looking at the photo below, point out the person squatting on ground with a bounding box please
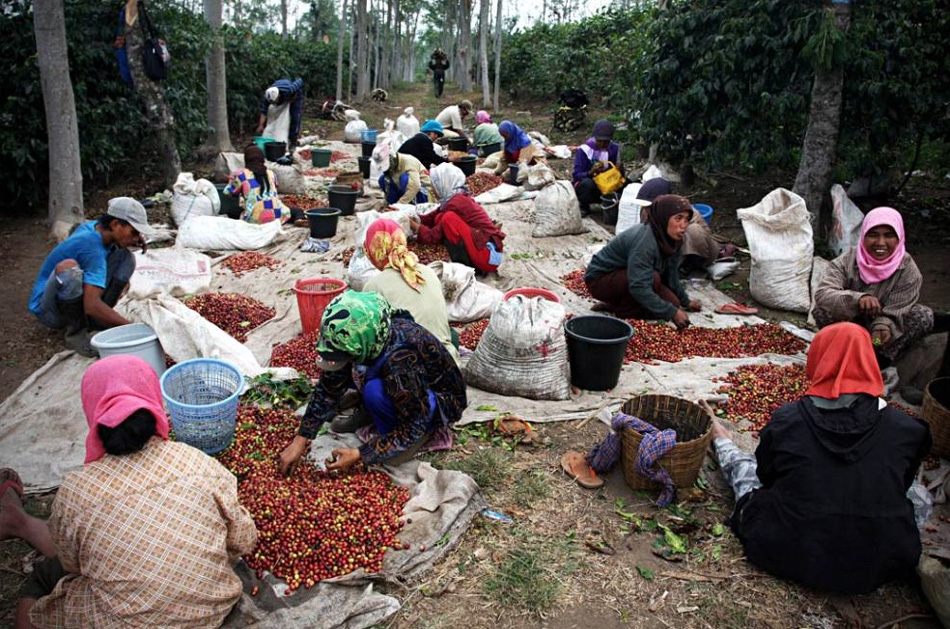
[409,163,506,275]
[710,322,931,594]
[362,218,461,366]
[572,119,625,216]
[472,111,504,157]
[28,198,151,357]
[256,78,304,151]
[398,119,453,169]
[223,143,297,224]
[374,143,432,205]
[278,291,467,475]
[7,355,257,628]
[494,120,533,180]
[435,100,472,140]
[584,194,700,327]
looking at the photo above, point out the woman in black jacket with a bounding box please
[710,321,931,594]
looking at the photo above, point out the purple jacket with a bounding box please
[573,139,620,183]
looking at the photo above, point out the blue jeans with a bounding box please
[378,173,428,204]
[35,248,136,329]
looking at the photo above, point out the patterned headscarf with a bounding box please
[364,218,425,291]
[316,291,392,364]
[856,207,906,284]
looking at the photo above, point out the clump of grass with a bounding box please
[513,469,551,508]
[483,540,562,613]
[443,448,511,491]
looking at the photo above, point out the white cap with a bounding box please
[106,197,154,236]
[265,86,279,102]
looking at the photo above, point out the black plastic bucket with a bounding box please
[306,207,342,238]
[564,315,634,391]
[457,155,477,176]
[361,140,376,158]
[264,141,286,161]
[448,137,469,152]
[601,194,619,226]
[214,183,242,219]
[328,185,358,216]
[479,142,502,157]
[358,156,371,179]
[508,164,520,186]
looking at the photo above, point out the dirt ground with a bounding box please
[0,82,948,627]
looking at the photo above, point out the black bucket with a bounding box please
[264,141,286,161]
[214,183,242,220]
[508,164,520,186]
[448,137,469,152]
[358,156,371,178]
[306,207,341,238]
[479,142,502,157]
[361,140,376,158]
[328,185,358,216]
[601,194,619,226]
[457,155,477,176]
[564,315,634,391]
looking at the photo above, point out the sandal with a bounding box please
[493,415,539,445]
[560,451,604,489]
[0,468,23,501]
[715,303,758,316]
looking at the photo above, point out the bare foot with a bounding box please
[710,417,732,441]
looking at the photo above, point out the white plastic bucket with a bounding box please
[90,323,165,377]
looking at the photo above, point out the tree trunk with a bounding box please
[492,0,502,111]
[392,0,400,85]
[458,0,472,92]
[33,0,84,241]
[280,0,288,37]
[348,3,356,96]
[355,0,368,101]
[380,0,392,89]
[479,0,490,106]
[336,0,348,100]
[792,1,851,235]
[125,2,181,189]
[204,0,232,154]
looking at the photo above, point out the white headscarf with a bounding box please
[265,86,280,102]
[372,142,392,173]
[430,163,467,202]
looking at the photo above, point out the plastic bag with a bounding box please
[176,215,283,251]
[344,119,368,144]
[707,258,740,281]
[428,261,503,322]
[736,188,814,312]
[397,108,420,137]
[532,180,587,238]
[463,295,571,401]
[171,172,219,227]
[345,247,380,292]
[615,183,644,234]
[829,184,864,256]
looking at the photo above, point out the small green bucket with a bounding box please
[311,149,332,167]
[253,136,277,152]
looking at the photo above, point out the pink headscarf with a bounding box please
[856,206,906,284]
[475,110,492,125]
[81,355,169,464]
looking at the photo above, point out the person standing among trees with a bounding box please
[117,0,181,188]
[256,78,305,152]
[428,48,450,98]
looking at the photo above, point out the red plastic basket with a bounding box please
[503,287,561,303]
[292,278,347,334]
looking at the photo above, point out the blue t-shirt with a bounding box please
[28,222,110,314]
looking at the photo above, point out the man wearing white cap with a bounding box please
[28,198,153,356]
[256,78,305,150]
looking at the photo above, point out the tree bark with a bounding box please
[492,0,502,111]
[204,0,232,154]
[479,0,490,106]
[33,0,84,241]
[355,0,368,101]
[336,0,348,100]
[458,0,472,92]
[280,0,288,37]
[792,2,851,235]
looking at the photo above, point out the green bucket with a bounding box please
[311,149,332,167]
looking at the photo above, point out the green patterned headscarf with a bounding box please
[315,291,392,364]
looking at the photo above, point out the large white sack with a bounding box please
[532,180,587,238]
[129,249,213,299]
[171,172,219,226]
[428,261,503,323]
[396,108,420,137]
[736,188,814,312]
[267,161,306,195]
[829,184,864,257]
[344,119,368,143]
[346,247,381,292]
[176,215,283,251]
[615,183,644,234]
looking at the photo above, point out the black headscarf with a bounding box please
[647,194,693,257]
[244,144,269,192]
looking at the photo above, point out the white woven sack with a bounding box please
[463,296,570,401]
[176,215,282,251]
[428,261,503,323]
[532,180,587,238]
[829,184,864,257]
[736,188,814,312]
[266,161,306,195]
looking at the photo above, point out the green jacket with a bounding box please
[473,123,503,147]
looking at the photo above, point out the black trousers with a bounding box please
[574,178,600,214]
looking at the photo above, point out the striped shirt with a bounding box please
[31,440,257,628]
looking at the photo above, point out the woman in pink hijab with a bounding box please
[813,207,934,369]
[7,355,257,629]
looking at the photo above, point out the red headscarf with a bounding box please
[363,218,425,291]
[81,355,169,463]
[804,322,884,399]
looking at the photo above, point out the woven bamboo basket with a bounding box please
[620,395,712,490]
[922,377,950,458]
[333,171,364,196]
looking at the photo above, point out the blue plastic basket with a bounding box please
[693,203,714,225]
[160,359,243,454]
[360,128,378,143]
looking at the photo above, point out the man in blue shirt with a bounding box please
[29,197,152,356]
[256,78,304,151]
